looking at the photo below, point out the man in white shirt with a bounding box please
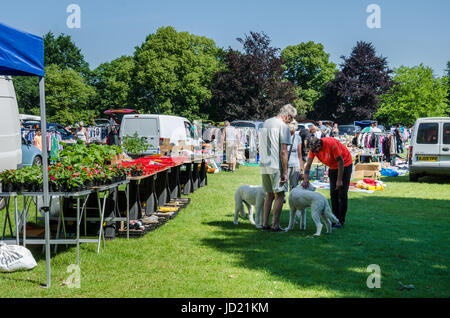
[369,121,382,133]
[259,104,297,232]
[310,125,322,139]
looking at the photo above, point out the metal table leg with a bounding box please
[126,183,130,239]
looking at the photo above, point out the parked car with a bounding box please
[0,76,22,172]
[120,114,200,155]
[297,121,315,130]
[408,117,450,181]
[338,125,361,136]
[230,120,264,132]
[94,118,111,127]
[48,123,75,140]
[21,137,42,166]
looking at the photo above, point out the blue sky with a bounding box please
[1,0,449,76]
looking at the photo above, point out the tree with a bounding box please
[374,64,449,126]
[132,26,224,120]
[315,41,392,122]
[281,41,337,116]
[209,31,297,121]
[91,56,135,113]
[43,32,90,78]
[14,32,92,114]
[13,76,39,114]
[446,61,450,109]
[42,64,97,125]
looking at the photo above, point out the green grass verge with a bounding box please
[0,166,449,297]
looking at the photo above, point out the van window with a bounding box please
[443,123,450,144]
[416,123,438,144]
[122,118,158,136]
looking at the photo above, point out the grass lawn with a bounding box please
[0,166,449,297]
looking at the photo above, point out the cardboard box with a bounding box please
[353,170,381,179]
[355,163,381,172]
[159,145,173,156]
[161,138,171,146]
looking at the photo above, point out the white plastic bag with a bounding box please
[0,243,37,272]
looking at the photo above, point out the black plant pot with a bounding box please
[4,183,13,192]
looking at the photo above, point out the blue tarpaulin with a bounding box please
[354,120,373,129]
[0,22,44,77]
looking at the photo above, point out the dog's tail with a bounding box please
[324,203,340,225]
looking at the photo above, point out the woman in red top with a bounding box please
[301,137,353,228]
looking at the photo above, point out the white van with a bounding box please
[408,117,450,181]
[119,114,198,155]
[0,76,22,172]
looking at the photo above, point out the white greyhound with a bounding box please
[286,184,340,236]
[233,185,265,228]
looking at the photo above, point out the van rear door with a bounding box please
[121,116,159,154]
[440,122,450,169]
[412,122,440,167]
[0,76,22,172]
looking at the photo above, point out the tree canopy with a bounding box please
[281,41,337,116]
[132,26,224,120]
[315,41,392,122]
[375,64,449,126]
[209,31,297,121]
[91,56,135,113]
[43,64,97,125]
[44,32,91,78]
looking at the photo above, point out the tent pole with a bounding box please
[39,76,51,288]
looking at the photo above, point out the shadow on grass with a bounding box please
[201,196,450,297]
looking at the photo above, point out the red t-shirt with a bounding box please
[308,137,353,170]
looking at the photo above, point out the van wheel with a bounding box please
[409,173,419,182]
[32,155,42,167]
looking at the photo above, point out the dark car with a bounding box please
[48,123,74,140]
[22,121,74,140]
[338,125,361,136]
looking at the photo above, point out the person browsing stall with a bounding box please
[221,121,239,172]
[287,120,303,190]
[259,104,297,232]
[33,128,42,152]
[301,137,353,228]
[76,121,89,144]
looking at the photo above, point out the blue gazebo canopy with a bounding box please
[0,22,44,77]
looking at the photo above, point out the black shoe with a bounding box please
[261,225,271,230]
[271,227,285,232]
[332,223,343,229]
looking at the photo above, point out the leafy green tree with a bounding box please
[375,64,449,126]
[91,56,135,113]
[14,32,92,115]
[132,26,224,120]
[446,61,450,109]
[281,41,337,115]
[44,32,90,78]
[13,76,39,114]
[42,64,97,125]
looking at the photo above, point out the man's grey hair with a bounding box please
[278,104,297,118]
[288,120,298,132]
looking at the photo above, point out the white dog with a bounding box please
[233,185,265,228]
[286,184,340,236]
